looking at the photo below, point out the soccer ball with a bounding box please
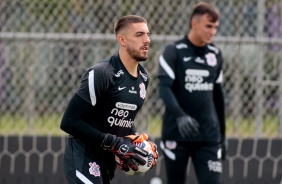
[115,140,154,175]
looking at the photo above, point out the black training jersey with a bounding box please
[76,53,149,137]
[158,35,224,142]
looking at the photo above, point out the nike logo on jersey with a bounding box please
[118,86,126,90]
[195,57,205,63]
[183,57,192,62]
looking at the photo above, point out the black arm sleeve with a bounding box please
[158,43,186,118]
[159,76,186,117]
[213,83,226,141]
[60,93,105,146]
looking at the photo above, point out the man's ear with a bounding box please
[117,35,126,47]
[191,18,197,28]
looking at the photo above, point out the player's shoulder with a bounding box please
[78,57,114,87]
[93,57,113,71]
[207,43,222,55]
[162,39,186,56]
[138,64,148,74]
[138,64,149,83]
[92,56,116,78]
[174,37,188,50]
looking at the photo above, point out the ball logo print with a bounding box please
[115,140,154,175]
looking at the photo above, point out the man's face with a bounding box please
[193,14,219,45]
[123,23,150,61]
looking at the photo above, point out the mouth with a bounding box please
[141,45,149,51]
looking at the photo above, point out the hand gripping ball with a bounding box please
[115,139,154,175]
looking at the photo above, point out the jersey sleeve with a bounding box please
[60,93,105,146]
[158,43,187,117]
[60,62,114,145]
[213,83,226,142]
[213,49,226,142]
[76,62,113,106]
[158,43,177,81]
[215,49,224,84]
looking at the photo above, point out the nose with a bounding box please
[144,35,150,43]
[211,28,217,36]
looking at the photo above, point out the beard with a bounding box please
[127,46,147,62]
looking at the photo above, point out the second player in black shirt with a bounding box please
[158,2,226,184]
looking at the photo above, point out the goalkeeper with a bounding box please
[157,2,226,184]
[60,15,157,184]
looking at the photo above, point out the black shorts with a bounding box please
[160,140,222,184]
[63,137,116,184]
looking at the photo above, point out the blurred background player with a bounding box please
[158,2,226,184]
[60,15,157,184]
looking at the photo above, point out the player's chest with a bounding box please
[179,50,218,66]
[177,52,219,79]
[106,76,147,106]
[175,52,219,83]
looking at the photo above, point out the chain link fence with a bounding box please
[0,0,282,181]
[1,0,282,138]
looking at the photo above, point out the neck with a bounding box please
[188,32,205,47]
[119,50,138,77]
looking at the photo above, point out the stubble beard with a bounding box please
[127,46,147,62]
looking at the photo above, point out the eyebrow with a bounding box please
[135,31,150,35]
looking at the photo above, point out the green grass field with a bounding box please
[0,113,280,137]
[0,113,64,135]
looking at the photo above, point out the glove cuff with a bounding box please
[101,134,116,150]
[176,116,186,121]
[176,115,192,122]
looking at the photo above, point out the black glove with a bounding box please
[220,139,228,161]
[177,115,199,139]
[116,133,159,171]
[130,133,159,169]
[101,134,148,171]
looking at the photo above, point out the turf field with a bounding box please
[0,114,279,137]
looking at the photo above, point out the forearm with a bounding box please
[159,80,186,118]
[60,93,105,146]
[213,83,226,140]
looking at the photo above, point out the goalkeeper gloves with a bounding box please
[137,133,158,169]
[177,115,199,139]
[101,133,148,171]
[147,140,158,169]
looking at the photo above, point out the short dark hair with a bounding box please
[114,15,147,35]
[189,2,220,28]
